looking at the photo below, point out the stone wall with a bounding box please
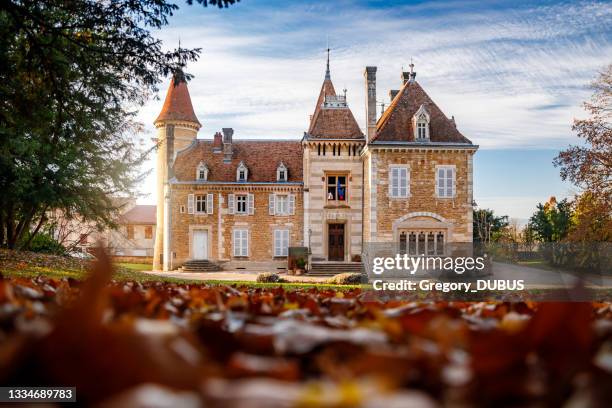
[364,147,475,243]
[303,141,364,262]
[169,184,303,269]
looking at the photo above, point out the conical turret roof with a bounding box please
[155,70,201,127]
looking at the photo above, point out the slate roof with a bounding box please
[155,71,201,126]
[373,80,471,144]
[173,139,303,183]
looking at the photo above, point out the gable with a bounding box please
[373,81,471,144]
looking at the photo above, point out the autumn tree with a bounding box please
[473,208,509,245]
[527,197,573,243]
[554,64,611,242]
[0,0,238,249]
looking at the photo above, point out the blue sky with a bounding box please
[135,0,611,221]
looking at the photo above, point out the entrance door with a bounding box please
[328,224,345,261]
[192,230,208,260]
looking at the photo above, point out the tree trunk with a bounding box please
[20,207,47,250]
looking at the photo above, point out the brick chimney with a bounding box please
[389,89,399,101]
[222,128,234,162]
[213,131,222,152]
[364,66,377,141]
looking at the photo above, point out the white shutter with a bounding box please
[437,168,445,197]
[390,168,398,197]
[403,168,409,197]
[206,193,213,214]
[228,194,235,214]
[450,168,456,198]
[248,194,254,215]
[274,230,280,256]
[282,230,289,256]
[269,194,276,215]
[233,230,240,257]
[187,194,194,214]
[288,194,295,215]
[242,230,248,256]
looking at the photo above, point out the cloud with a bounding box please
[134,0,611,214]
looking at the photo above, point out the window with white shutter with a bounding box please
[389,166,409,198]
[436,166,456,198]
[233,229,248,257]
[269,194,276,215]
[187,194,195,214]
[195,194,207,213]
[274,229,289,257]
[275,195,288,215]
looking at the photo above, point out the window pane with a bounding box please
[427,232,435,255]
[408,233,417,255]
[436,232,444,255]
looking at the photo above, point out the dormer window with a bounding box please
[417,122,427,139]
[237,161,248,182]
[196,162,208,181]
[277,162,288,182]
[413,104,430,141]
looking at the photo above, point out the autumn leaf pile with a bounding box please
[0,254,611,407]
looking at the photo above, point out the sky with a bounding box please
[134,0,611,222]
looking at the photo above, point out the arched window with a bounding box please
[236,161,248,182]
[277,162,288,182]
[196,162,208,181]
[413,104,430,141]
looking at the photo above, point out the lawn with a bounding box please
[1,257,362,290]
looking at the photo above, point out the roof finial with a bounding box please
[409,58,416,82]
[325,36,331,80]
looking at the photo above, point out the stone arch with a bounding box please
[392,212,453,243]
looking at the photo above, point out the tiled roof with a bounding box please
[155,71,201,126]
[372,80,471,144]
[307,79,364,140]
[121,205,157,225]
[173,139,303,183]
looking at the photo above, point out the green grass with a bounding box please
[116,263,152,272]
[0,265,363,290]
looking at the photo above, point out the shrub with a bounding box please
[22,232,66,255]
[327,273,367,285]
[256,272,286,283]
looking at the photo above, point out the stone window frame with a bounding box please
[196,162,209,181]
[233,228,249,258]
[399,230,446,256]
[412,104,430,141]
[236,161,248,182]
[277,162,288,182]
[325,172,349,204]
[435,165,456,199]
[388,164,410,199]
[273,229,290,257]
[188,193,214,215]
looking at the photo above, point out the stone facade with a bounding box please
[152,62,478,271]
[362,147,475,244]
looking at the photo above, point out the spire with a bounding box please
[154,69,201,127]
[325,46,331,80]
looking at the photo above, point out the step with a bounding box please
[180,259,222,272]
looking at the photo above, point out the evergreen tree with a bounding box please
[0,1,238,249]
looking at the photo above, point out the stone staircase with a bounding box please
[307,262,364,277]
[180,259,222,273]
